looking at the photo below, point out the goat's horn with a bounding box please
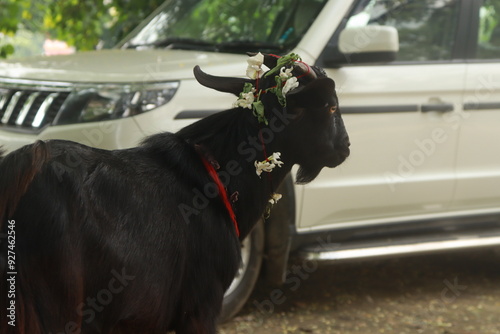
[294,61,317,80]
[193,66,253,96]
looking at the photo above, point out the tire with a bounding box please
[219,218,264,323]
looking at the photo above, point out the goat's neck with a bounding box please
[176,106,297,239]
[207,128,294,239]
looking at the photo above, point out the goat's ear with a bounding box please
[193,66,253,96]
[287,77,336,109]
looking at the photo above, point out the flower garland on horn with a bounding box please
[233,52,302,125]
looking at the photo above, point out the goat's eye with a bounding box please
[330,106,337,114]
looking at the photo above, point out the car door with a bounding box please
[452,0,500,212]
[298,0,466,231]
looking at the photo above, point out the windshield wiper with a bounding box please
[216,40,286,53]
[125,38,286,53]
[125,37,216,50]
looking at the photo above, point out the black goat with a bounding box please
[0,53,349,334]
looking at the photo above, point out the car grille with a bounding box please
[0,85,71,132]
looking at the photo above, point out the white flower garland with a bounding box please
[282,77,299,96]
[254,152,284,177]
[279,66,293,79]
[232,89,255,109]
[246,52,265,79]
[269,193,282,205]
[255,152,284,210]
[234,52,301,125]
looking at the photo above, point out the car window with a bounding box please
[346,0,461,62]
[120,0,327,54]
[476,0,500,59]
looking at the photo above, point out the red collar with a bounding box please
[200,156,240,237]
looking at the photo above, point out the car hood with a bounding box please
[0,49,248,83]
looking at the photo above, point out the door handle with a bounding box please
[421,103,454,112]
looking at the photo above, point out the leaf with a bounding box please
[264,53,301,78]
[268,75,286,106]
[252,100,268,125]
[242,82,254,94]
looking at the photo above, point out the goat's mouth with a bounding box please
[325,147,350,168]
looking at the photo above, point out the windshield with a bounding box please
[118,0,328,54]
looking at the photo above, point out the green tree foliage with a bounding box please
[0,0,22,57]
[0,0,164,58]
[479,0,499,43]
[172,0,287,43]
[126,0,295,47]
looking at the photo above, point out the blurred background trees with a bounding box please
[0,0,164,58]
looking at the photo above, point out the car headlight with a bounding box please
[55,81,179,125]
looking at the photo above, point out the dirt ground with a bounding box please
[219,248,500,334]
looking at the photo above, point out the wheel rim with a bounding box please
[224,236,252,297]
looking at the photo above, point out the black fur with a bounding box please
[0,59,349,333]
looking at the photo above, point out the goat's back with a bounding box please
[0,135,240,333]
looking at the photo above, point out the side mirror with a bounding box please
[326,26,399,66]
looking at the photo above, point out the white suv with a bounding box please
[1,0,500,321]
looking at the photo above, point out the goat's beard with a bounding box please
[296,164,323,184]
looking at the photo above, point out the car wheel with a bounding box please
[219,218,264,323]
